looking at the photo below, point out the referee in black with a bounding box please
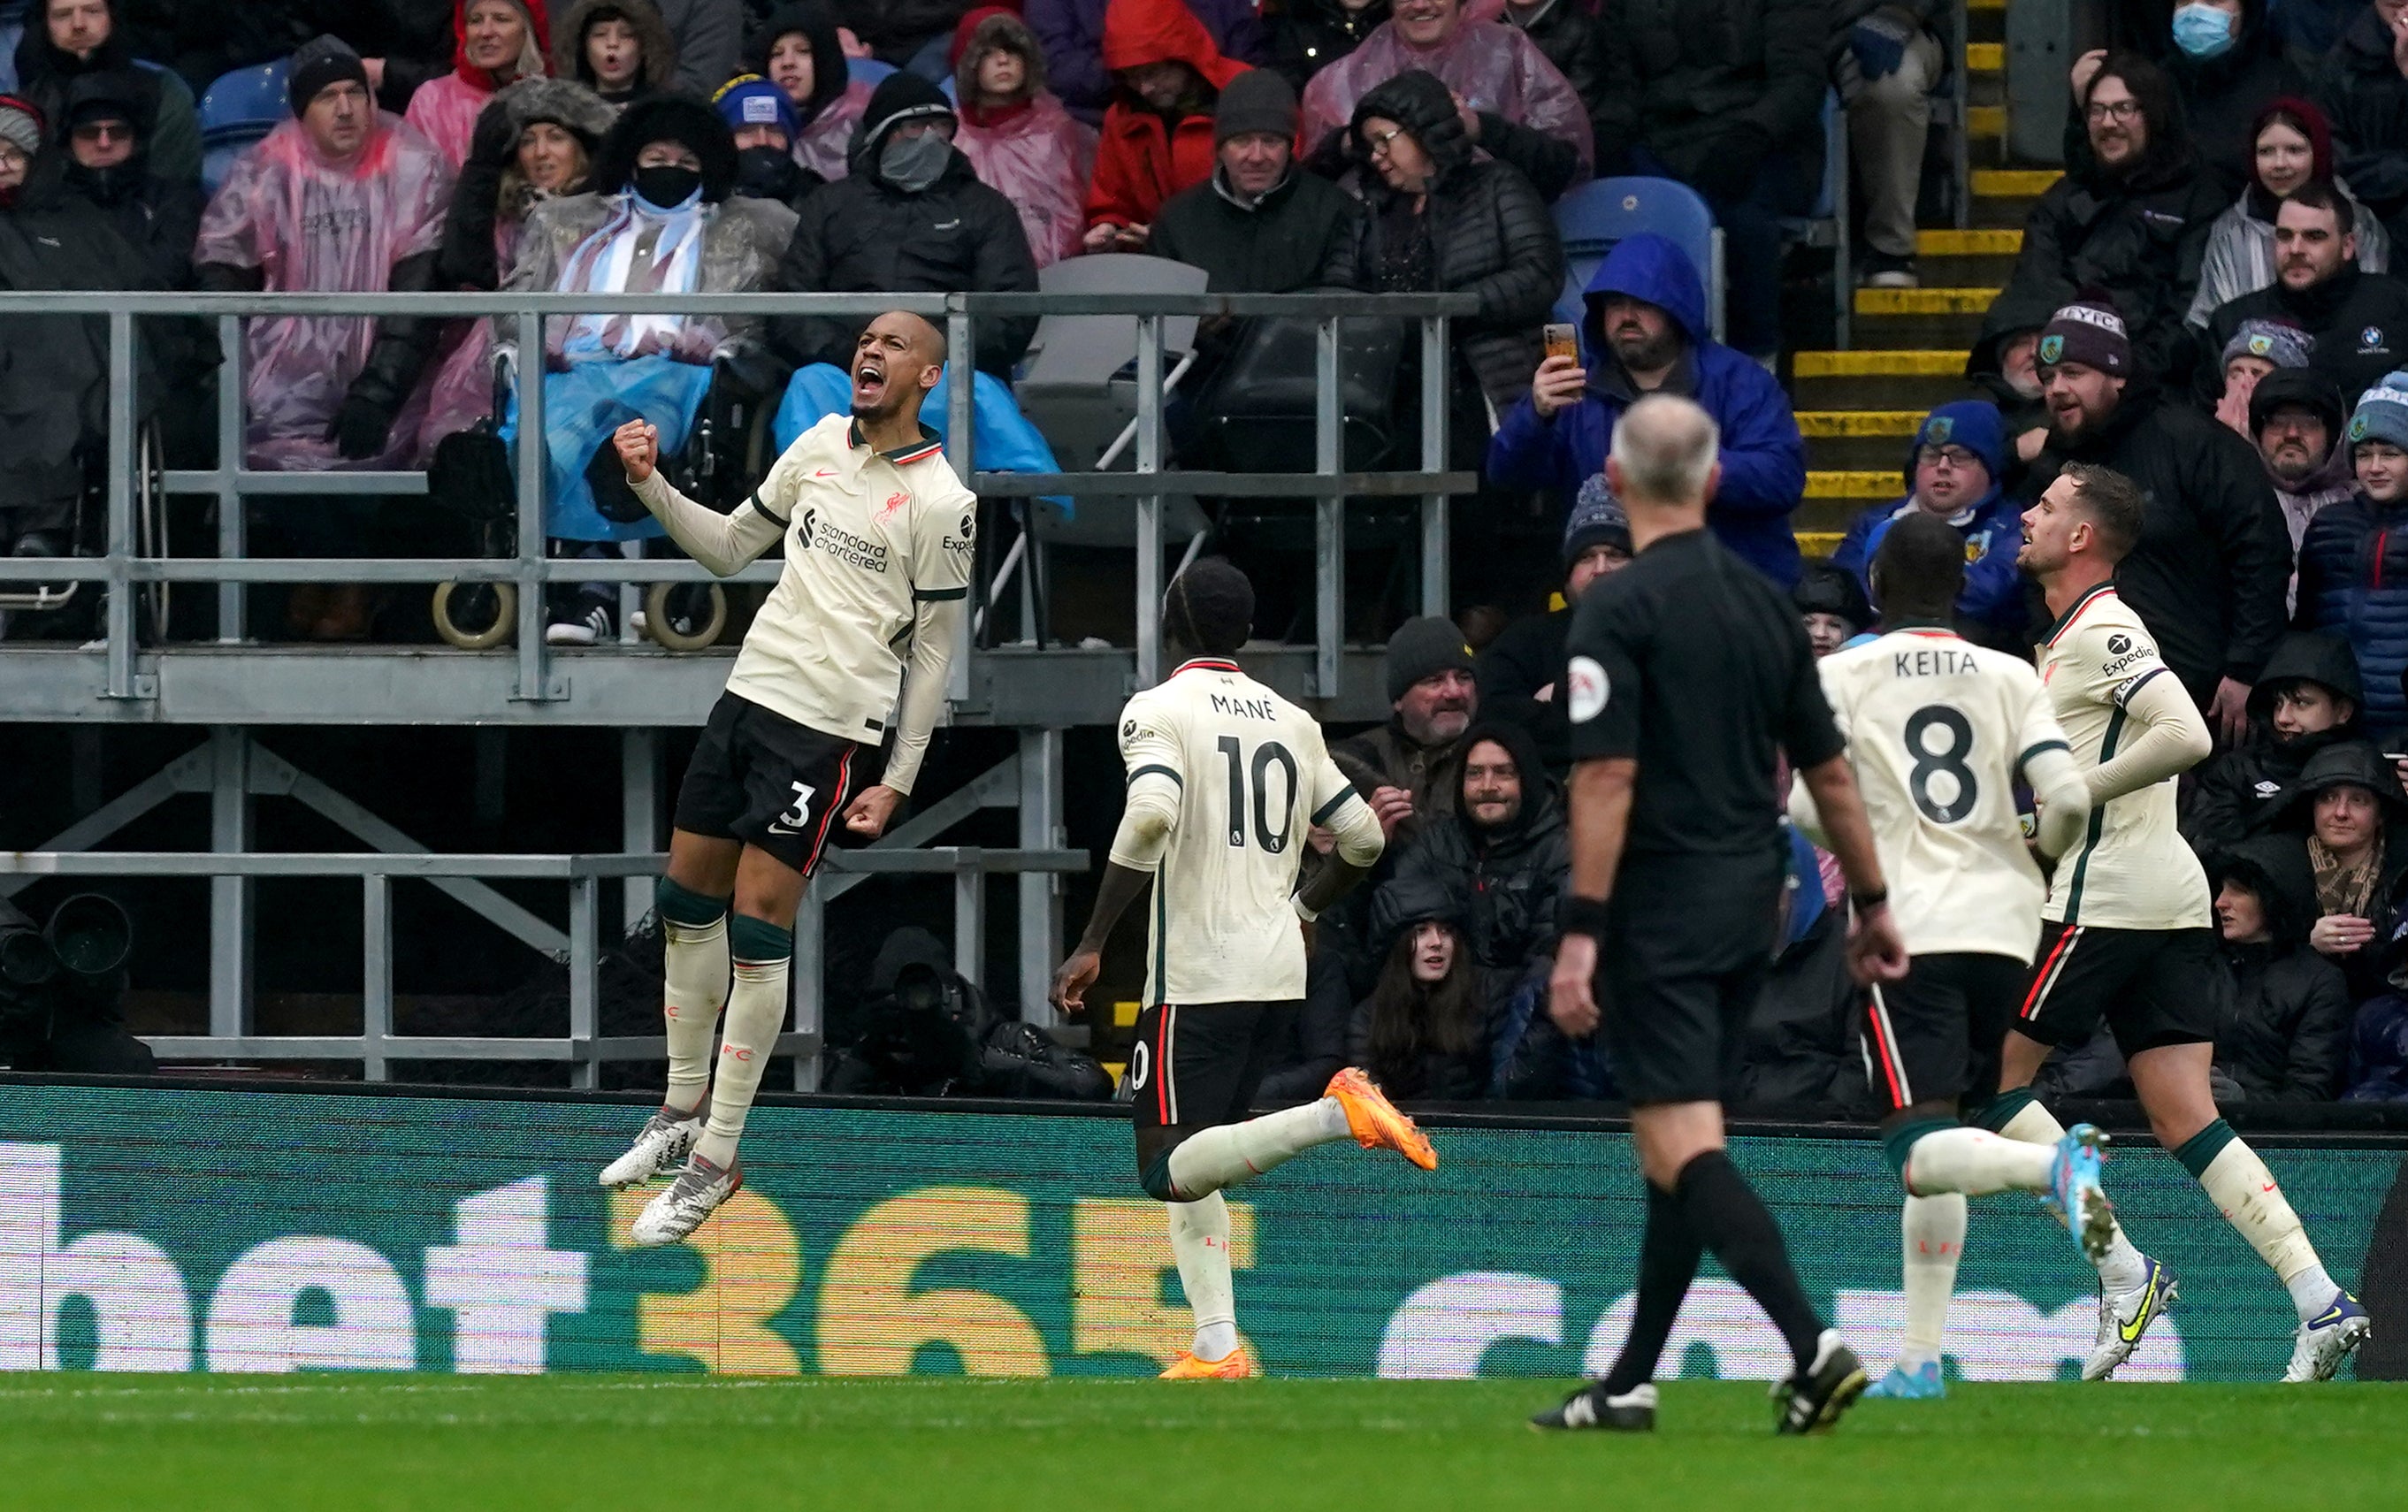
[1532,395,1909,1435]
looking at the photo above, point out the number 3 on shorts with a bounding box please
[777,782,817,830]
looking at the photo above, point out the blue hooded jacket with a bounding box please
[1485,233,1807,584]
[1829,400,2027,638]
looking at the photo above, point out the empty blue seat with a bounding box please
[1548,175,1725,344]
[198,59,289,195]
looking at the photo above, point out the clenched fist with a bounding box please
[614,418,660,484]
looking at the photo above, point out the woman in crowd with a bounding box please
[2210,833,2351,1103]
[552,0,677,108]
[1350,874,1502,1101]
[951,4,1092,269]
[408,0,551,167]
[2187,97,2390,328]
[2279,742,2408,1006]
[755,1,868,184]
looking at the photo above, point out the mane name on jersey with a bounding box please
[1208,692,1278,721]
[1892,644,1982,679]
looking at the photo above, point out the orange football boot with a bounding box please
[1326,1066,1438,1170]
[1159,1345,1258,1379]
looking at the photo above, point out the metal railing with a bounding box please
[0,845,1087,1087]
[0,287,1479,706]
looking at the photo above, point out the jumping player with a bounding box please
[598,311,976,1246]
[1793,513,2111,1401]
[1051,559,1436,1379]
[1983,462,2371,1382]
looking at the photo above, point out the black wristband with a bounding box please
[1559,895,1611,940]
[1850,887,1889,912]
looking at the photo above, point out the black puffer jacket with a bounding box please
[1594,0,1826,185]
[54,73,203,289]
[2213,832,2352,1102]
[2314,5,2408,233]
[2198,263,2408,407]
[2023,383,2293,699]
[1148,166,1359,294]
[769,136,1038,377]
[2184,631,2366,860]
[1265,0,1388,94]
[1335,69,1562,411]
[1382,720,1568,973]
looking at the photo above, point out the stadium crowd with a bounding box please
[12,0,2408,1109]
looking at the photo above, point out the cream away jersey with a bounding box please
[2038,584,2213,930]
[1815,626,2070,963]
[1115,659,1371,1004]
[724,414,976,745]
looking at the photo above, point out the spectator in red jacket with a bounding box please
[1082,0,1249,251]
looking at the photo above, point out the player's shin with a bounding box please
[1167,1193,1240,1361]
[1981,1088,2148,1291]
[1899,1193,1965,1369]
[657,878,732,1116]
[1162,1099,1350,1198]
[2179,1120,2336,1320]
[692,913,791,1170]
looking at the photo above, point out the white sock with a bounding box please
[1997,1098,2148,1293]
[1164,1098,1351,1199]
[1904,1128,2054,1196]
[692,951,787,1170]
[1167,1194,1238,1360]
[1899,1193,1965,1370]
[661,913,728,1116]
[2196,1140,2335,1322]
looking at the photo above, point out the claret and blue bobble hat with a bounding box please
[2347,374,2408,451]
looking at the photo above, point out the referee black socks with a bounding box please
[1674,1150,1827,1371]
[1596,1182,1703,1395]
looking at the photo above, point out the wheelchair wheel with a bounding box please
[135,420,166,636]
[642,581,726,651]
[432,580,516,649]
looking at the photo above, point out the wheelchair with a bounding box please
[0,419,169,641]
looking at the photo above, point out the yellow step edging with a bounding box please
[1967,42,2004,71]
[1918,227,2022,256]
[1797,410,1929,438]
[1975,168,2061,197]
[1808,471,1902,500]
[1794,349,1968,378]
[1968,104,2006,139]
[1854,286,2000,316]
[1800,531,1844,558]
[1968,0,2005,11]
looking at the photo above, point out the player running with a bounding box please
[1975,463,2371,1382]
[1791,514,2109,1401]
[597,311,977,1246]
[1051,559,1435,1380]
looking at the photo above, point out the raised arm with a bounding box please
[616,420,785,576]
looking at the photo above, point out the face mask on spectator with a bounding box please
[632,163,701,208]
[878,128,950,192]
[2171,3,2236,59]
[735,146,795,198]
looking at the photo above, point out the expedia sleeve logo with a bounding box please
[943,509,975,561]
[2107,633,2131,654]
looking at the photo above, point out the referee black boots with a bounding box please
[1771,1332,1869,1434]
[1529,1382,1656,1432]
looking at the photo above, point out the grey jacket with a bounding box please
[655,0,744,99]
[2185,186,2394,328]
[502,192,796,364]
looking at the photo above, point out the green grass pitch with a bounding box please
[4,1375,2402,1511]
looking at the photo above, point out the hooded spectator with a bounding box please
[951,5,1094,268]
[753,2,869,184]
[1487,232,1808,585]
[715,73,817,210]
[1831,400,2025,644]
[53,66,201,287]
[2024,295,2291,731]
[407,0,551,168]
[553,0,676,106]
[1265,0,1387,95]
[1475,479,1627,775]
[768,69,1038,376]
[2250,363,2354,562]
[2276,739,2408,1003]
[1026,0,1265,126]
[1964,285,2055,463]
[2198,180,2408,405]
[1299,0,1590,201]
[2297,378,2408,733]
[2312,0,2408,248]
[2210,831,2351,1100]
[1385,716,1568,974]
[1082,0,1248,248]
[1591,0,1822,355]
[2188,97,2391,329]
[1149,65,1355,292]
[2185,630,2364,857]
[2155,0,2305,203]
[1333,611,1478,851]
[1793,561,1875,657]
[1349,871,1505,1099]
[1991,50,2224,383]
[11,0,198,183]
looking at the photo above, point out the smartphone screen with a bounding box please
[1543,322,1579,363]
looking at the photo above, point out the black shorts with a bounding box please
[1128,1000,1298,1129]
[1601,849,1783,1106]
[673,691,863,875]
[1863,951,2028,1114]
[2014,921,2224,1057]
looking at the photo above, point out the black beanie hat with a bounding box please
[1386,615,1477,703]
[1215,68,1296,145]
[859,69,954,155]
[287,35,370,118]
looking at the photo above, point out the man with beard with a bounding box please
[1488,232,1807,584]
[2022,298,2291,743]
[1990,51,2224,383]
[2200,181,2408,402]
[1334,615,1479,852]
[600,311,976,1244]
[2250,365,2353,586]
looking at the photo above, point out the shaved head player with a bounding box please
[601,311,976,1244]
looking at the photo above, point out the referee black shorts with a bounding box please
[673,691,864,876]
[1863,951,2029,1115]
[1601,849,1784,1106]
[1127,1001,1299,1129]
[2015,920,2224,1058]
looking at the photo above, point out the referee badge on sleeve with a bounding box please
[1567,655,1609,722]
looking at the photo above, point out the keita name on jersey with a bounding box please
[1891,645,1984,679]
